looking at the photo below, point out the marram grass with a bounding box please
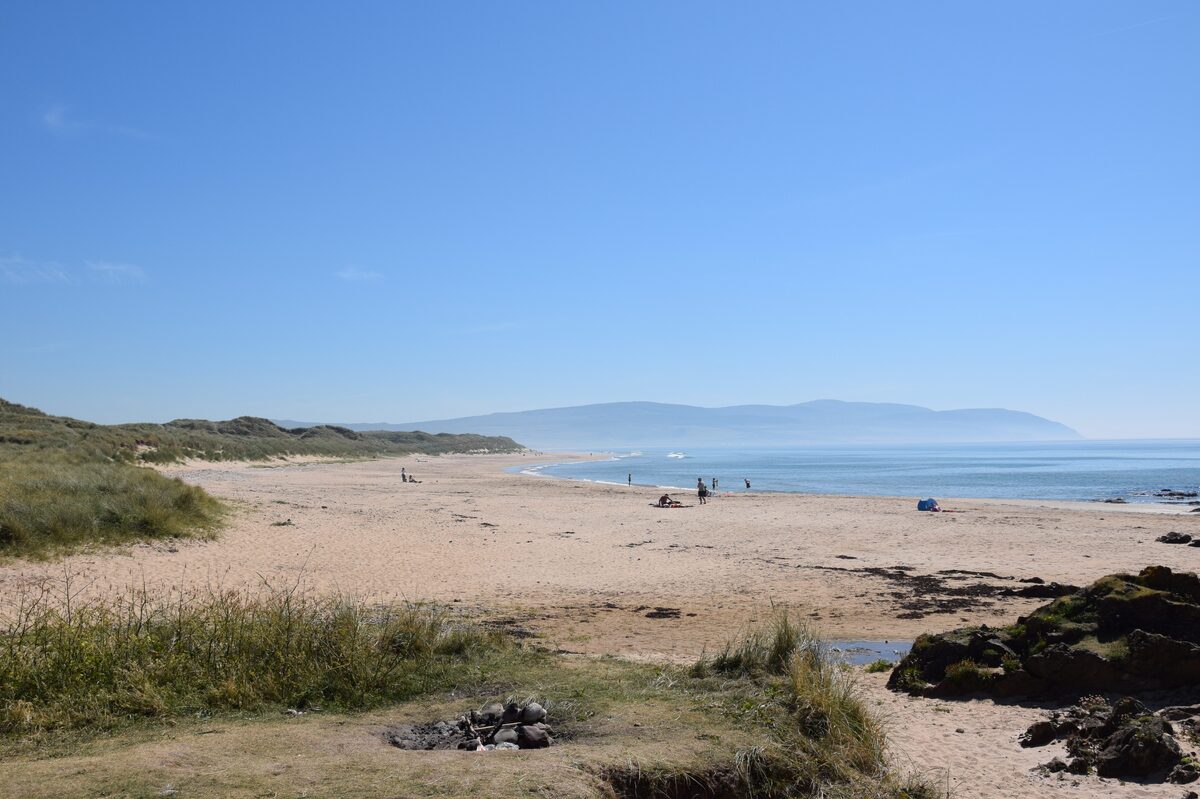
[0,579,512,735]
[0,456,224,558]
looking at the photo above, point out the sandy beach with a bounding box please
[2,453,1196,798]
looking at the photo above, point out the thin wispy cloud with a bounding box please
[1083,14,1180,41]
[335,267,384,283]
[2,255,147,286]
[42,103,155,141]
[0,255,70,285]
[86,261,146,283]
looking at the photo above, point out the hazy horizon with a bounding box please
[2,3,1197,439]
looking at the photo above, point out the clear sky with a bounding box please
[1,2,1197,439]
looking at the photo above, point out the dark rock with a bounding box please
[1025,644,1123,692]
[888,566,1200,698]
[1020,720,1057,748]
[501,702,521,724]
[1160,705,1200,721]
[1000,582,1079,599]
[516,724,551,749]
[1158,532,1194,545]
[1125,630,1200,685]
[1041,757,1068,773]
[478,702,504,725]
[1094,716,1182,778]
[992,669,1049,698]
[1169,761,1200,784]
[1067,757,1090,775]
[1108,696,1149,728]
[1103,498,1128,504]
[520,702,547,724]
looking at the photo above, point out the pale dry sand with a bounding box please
[1,453,1196,798]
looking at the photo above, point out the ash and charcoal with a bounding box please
[385,700,554,752]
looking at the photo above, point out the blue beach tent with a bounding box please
[916,498,939,511]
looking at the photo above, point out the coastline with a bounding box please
[513,451,1200,514]
[2,451,1195,799]
[3,451,1194,650]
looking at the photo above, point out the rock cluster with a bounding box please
[1024,696,1199,783]
[887,566,1200,698]
[1157,531,1200,547]
[385,700,554,752]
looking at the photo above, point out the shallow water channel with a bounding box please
[829,640,912,666]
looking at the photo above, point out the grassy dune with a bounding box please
[0,590,934,798]
[0,397,523,463]
[0,456,224,557]
[0,397,523,558]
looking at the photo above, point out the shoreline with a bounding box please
[4,451,1196,799]
[512,451,1200,514]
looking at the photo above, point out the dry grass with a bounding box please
[0,595,939,798]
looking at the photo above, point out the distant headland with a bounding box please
[276,399,1081,450]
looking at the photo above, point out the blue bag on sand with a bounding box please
[917,498,938,511]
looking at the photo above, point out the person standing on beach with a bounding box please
[401,467,407,483]
[712,477,717,492]
[697,477,708,504]
[745,478,751,489]
[628,473,632,486]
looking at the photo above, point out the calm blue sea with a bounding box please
[513,441,1200,504]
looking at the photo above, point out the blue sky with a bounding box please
[1,2,1197,438]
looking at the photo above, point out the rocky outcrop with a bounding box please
[1025,697,1197,782]
[887,567,1200,698]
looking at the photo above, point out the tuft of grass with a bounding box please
[691,612,933,798]
[864,658,893,674]
[692,609,813,677]
[0,456,224,558]
[0,578,513,736]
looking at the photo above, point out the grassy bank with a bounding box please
[0,591,934,798]
[0,397,522,464]
[0,396,524,558]
[0,581,513,736]
[0,456,224,558]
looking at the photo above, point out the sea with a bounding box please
[512,440,1200,505]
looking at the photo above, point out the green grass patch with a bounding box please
[864,659,893,674]
[0,456,224,558]
[0,396,523,465]
[0,579,515,737]
[0,597,939,798]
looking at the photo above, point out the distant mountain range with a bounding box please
[275,400,1080,449]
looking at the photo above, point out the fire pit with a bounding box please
[385,700,554,752]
